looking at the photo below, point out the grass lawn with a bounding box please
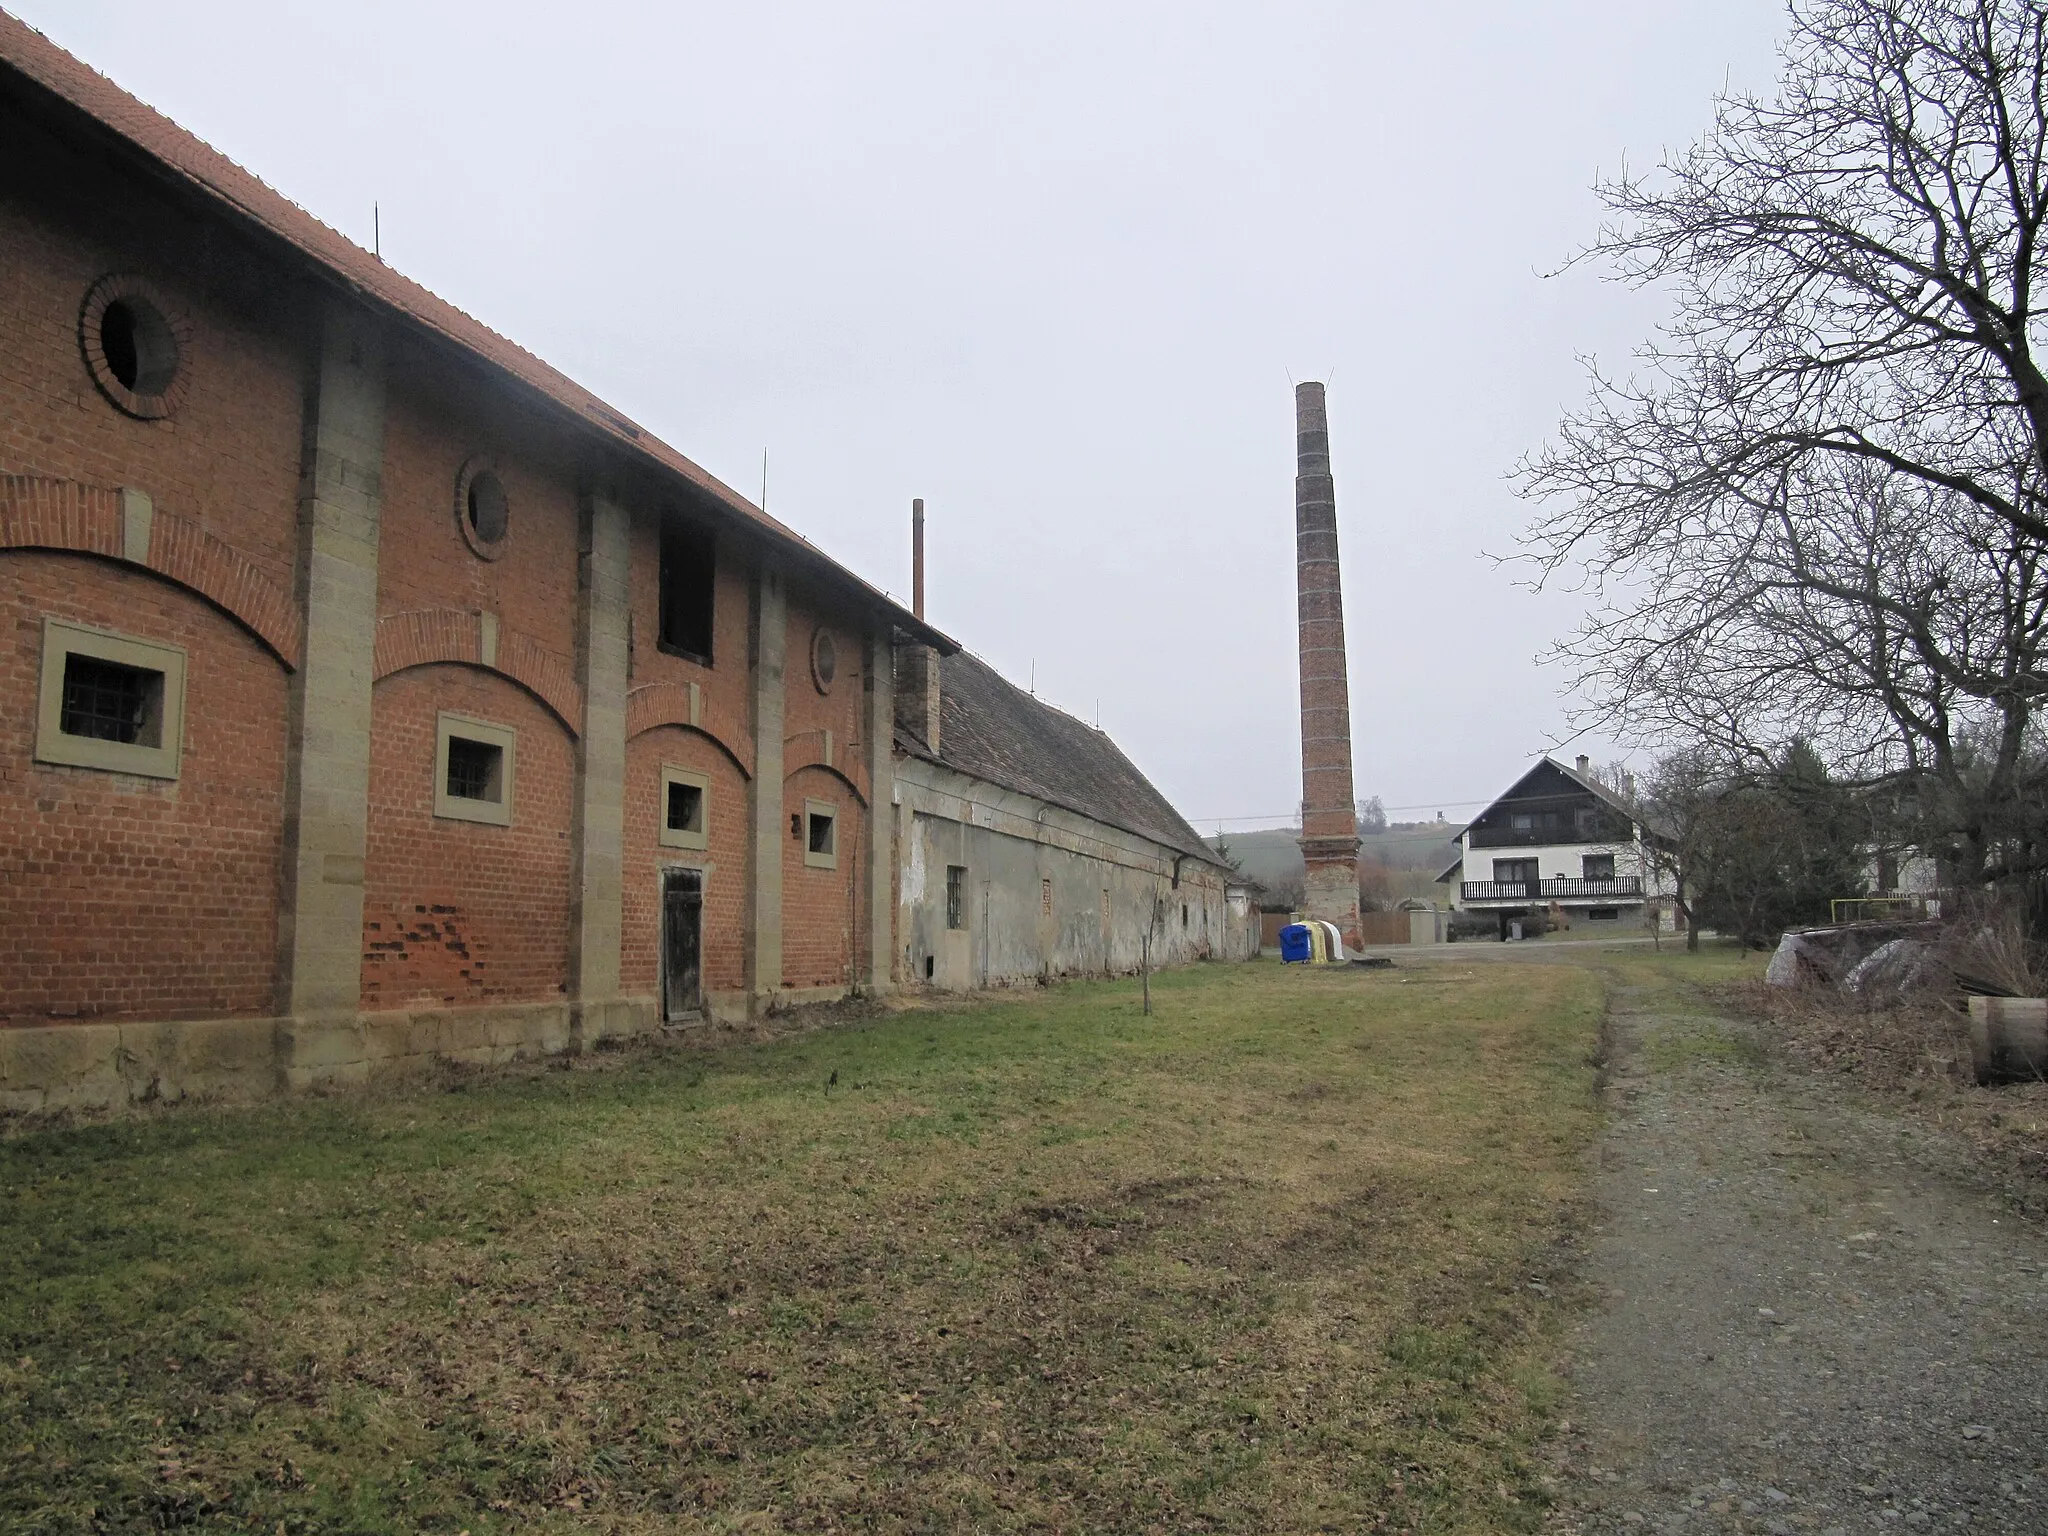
[1,957,1602,1534]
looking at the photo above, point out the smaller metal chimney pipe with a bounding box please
[912,498,925,621]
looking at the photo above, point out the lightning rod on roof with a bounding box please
[373,201,380,261]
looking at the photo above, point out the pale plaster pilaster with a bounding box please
[570,489,631,1043]
[746,561,787,1012]
[279,303,385,1023]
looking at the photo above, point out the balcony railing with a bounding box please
[1461,876,1643,902]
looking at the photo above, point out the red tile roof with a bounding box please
[0,9,953,650]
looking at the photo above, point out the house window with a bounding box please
[434,713,516,825]
[947,865,967,929]
[660,764,709,851]
[1492,858,1538,887]
[34,618,186,779]
[1582,853,1615,881]
[804,799,837,869]
[1510,812,1535,831]
[658,520,716,661]
[1041,878,1053,917]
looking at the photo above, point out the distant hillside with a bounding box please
[1208,823,1462,899]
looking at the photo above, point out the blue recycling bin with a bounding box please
[1278,923,1312,964]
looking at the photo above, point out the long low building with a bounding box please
[0,16,1244,1112]
[893,647,1256,988]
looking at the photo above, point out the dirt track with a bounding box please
[1543,959,2048,1534]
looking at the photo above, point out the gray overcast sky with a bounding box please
[15,0,1787,830]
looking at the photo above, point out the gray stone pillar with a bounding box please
[570,489,631,1044]
[279,303,385,1037]
[746,561,787,1012]
[863,621,895,992]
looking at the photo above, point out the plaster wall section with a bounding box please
[894,758,1228,991]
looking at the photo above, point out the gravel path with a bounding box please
[1551,967,2048,1535]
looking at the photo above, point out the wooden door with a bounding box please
[662,869,703,1020]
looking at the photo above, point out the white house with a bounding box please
[1436,756,1675,934]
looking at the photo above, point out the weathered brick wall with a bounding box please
[0,128,304,1027]
[376,337,584,663]
[361,665,575,1009]
[624,513,754,701]
[779,587,871,990]
[621,725,751,1000]
[0,552,289,1022]
[780,765,864,990]
[0,114,305,582]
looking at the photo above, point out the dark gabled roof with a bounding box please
[898,650,1224,869]
[1461,756,1673,842]
[0,12,953,652]
[1434,853,1463,884]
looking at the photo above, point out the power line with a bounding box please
[1195,796,1493,824]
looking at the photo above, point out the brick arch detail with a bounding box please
[626,683,755,778]
[0,475,302,666]
[783,745,869,808]
[373,609,583,736]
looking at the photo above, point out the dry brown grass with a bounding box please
[1,959,1603,1534]
[1693,955,2048,1209]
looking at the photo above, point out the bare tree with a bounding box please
[1519,0,2048,890]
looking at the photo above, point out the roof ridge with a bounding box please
[0,9,941,648]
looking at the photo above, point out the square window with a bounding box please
[445,737,502,803]
[61,653,161,745]
[1582,853,1616,881]
[35,618,186,779]
[947,865,967,929]
[660,765,710,850]
[434,713,515,825]
[804,798,837,868]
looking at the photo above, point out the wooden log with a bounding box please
[1967,997,2048,1084]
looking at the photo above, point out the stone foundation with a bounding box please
[0,997,662,1114]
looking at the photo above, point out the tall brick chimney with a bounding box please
[1293,382,1361,946]
[894,497,942,751]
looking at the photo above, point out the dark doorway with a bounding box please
[662,868,703,1021]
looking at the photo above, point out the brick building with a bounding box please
[0,16,1246,1112]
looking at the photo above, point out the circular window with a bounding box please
[454,458,509,559]
[79,275,190,419]
[811,628,839,694]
